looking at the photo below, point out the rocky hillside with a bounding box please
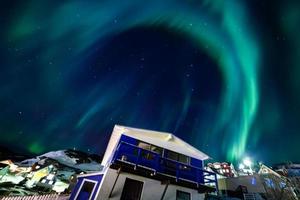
[0,149,103,196]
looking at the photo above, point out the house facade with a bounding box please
[70,125,218,200]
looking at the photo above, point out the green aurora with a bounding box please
[1,0,300,164]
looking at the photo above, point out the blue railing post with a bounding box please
[176,163,180,182]
[135,148,141,168]
[155,154,160,172]
[196,169,200,186]
[114,141,220,192]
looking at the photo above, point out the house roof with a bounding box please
[258,164,283,178]
[77,171,105,178]
[101,125,210,166]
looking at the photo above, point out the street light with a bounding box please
[243,157,252,167]
[242,157,253,175]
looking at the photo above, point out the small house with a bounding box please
[70,125,218,200]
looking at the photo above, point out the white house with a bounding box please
[70,125,218,200]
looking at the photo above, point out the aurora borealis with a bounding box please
[1,0,300,164]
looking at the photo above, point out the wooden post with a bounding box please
[160,180,170,200]
[109,167,122,198]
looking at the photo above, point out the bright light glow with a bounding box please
[243,157,252,167]
[239,163,245,170]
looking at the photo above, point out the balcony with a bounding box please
[111,141,218,192]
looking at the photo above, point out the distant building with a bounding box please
[273,163,300,198]
[218,174,265,199]
[273,163,300,177]
[70,125,218,200]
[216,163,298,200]
[207,162,237,178]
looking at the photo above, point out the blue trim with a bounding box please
[70,174,103,200]
[120,134,138,145]
[120,134,204,168]
[190,158,203,168]
[112,139,218,190]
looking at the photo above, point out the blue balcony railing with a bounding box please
[111,141,218,190]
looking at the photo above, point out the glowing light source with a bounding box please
[243,157,252,167]
[239,163,245,170]
[239,157,253,175]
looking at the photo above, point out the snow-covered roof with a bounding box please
[258,164,283,178]
[77,171,105,178]
[101,125,210,166]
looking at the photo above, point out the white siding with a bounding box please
[96,168,205,200]
[218,174,266,193]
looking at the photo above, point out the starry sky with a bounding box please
[0,0,299,164]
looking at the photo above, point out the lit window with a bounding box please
[279,182,286,188]
[251,177,256,185]
[138,141,162,155]
[264,178,275,188]
[150,145,163,155]
[137,141,162,160]
[138,142,151,150]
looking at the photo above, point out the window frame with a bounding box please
[74,179,98,200]
[137,141,163,155]
[166,150,190,165]
[176,190,191,200]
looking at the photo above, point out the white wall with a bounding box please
[96,168,205,200]
[218,174,266,193]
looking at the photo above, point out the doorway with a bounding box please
[120,178,144,200]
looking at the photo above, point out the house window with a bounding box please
[138,142,151,150]
[279,181,286,188]
[176,190,191,200]
[166,151,190,164]
[150,145,163,155]
[138,142,162,154]
[167,151,178,161]
[264,178,275,188]
[178,154,189,164]
[76,180,96,200]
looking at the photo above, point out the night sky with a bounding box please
[1,0,299,164]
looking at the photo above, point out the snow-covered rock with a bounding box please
[22,149,103,172]
[0,149,103,196]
